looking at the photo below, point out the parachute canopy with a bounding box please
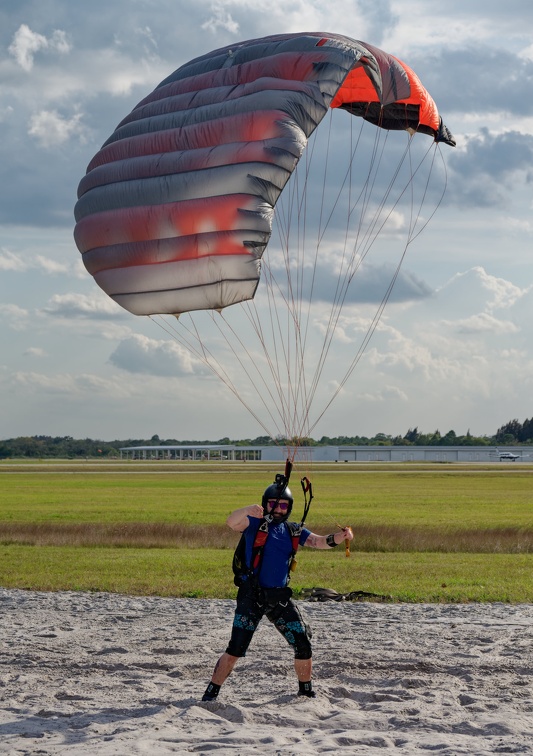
[74,32,454,318]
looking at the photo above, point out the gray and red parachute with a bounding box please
[74,32,454,319]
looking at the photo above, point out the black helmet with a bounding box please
[262,476,293,521]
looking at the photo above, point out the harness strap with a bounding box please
[290,531,301,553]
[249,516,271,575]
[251,521,269,569]
[287,523,302,575]
[249,518,302,583]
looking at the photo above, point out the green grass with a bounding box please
[0,545,530,602]
[1,461,532,602]
[3,467,533,527]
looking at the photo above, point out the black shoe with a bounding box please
[202,682,220,702]
[297,689,316,698]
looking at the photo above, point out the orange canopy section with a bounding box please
[330,44,440,136]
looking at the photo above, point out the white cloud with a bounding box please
[316,312,376,345]
[8,25,48,71]
[0,249,76,276]
[366,329,433,376]
[0,303,29,331]
[476,268,529,311]
[506,216,533,234]
[435,267,529,317]
[137,26,158,51]
[0,304,28,316]
[447,312,520,335]
[41,293,127,320]
[9,370,71,394]
[109,334,203,377]
[201,3,240,34]
[8,24,71,72]
[33,255,70,275]
[28,109,87,148]
[358,384,408,403]
[24,347,46,357]
[351,263,533,421]
[97,323,135,341]
[0,249,27,272]
[9,370,134,398]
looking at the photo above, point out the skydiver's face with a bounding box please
[266,498,290,522]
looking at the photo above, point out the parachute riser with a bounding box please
[300,475,313,528]
[272,457,293,499]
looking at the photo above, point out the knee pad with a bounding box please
[226,627,254,658]
[293,635,312,660]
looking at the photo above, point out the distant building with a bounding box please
[118,445,522,463]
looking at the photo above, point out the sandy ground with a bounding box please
[0,588,532,755]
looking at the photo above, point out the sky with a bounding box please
[1,0,533,442]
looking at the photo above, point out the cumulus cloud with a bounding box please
[8,24,71,71]
[41,293,127,319]
[0,249,77,276]
[0,304,28,317]
[474,267,528,310]
[201,2,240,34]
[10,370,78,395]
[0,303,29,330]
[355,264,533,410]
[9,25,49,70]
[348,263,433,304]
[0,249,27,272]
[439,267,528,312]
[357,384,409,403]
[109,334,203,377]
[447,129,533,208]
[405,41,533,118]
[366,328,435,378]
[315,312,374,345]
[506,216,533,234]
[10,370,134,398]
[446,312,520,335]
[28,109,87,148]
[33,255,70,275]
[265,260,432,306]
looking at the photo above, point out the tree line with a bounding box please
[1,417,532,458]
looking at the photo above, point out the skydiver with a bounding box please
[201,477,353,702]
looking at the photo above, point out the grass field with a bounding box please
[1,460,532,602]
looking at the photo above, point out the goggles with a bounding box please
[266,498,290,513]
